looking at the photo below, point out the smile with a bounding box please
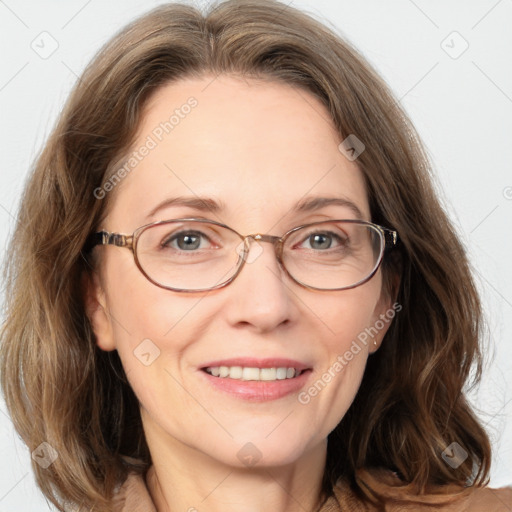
[203,366,305,381]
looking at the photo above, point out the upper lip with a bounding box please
[200,358,312,372]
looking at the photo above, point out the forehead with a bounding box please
[106,75,370,231]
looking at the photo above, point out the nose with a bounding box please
[222,237,297,332]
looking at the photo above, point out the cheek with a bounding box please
[101,257,202,380]
[104,247,200,341]
[303,324,371,440]
[106,287,198,418]
[320,275,383,348]
[302,279,382,429]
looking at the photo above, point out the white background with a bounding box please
[0,0,511,509]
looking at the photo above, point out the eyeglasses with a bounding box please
[85,218,397,292]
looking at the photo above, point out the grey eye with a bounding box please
[163,230,209,251]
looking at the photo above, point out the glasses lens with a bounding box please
[136,220,243,291]
[282,221,384,289]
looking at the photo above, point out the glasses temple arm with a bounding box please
[83,231,134,253]
[383,229,398,249]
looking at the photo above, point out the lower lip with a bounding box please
[200,369,312,401]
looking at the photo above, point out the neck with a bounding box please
[144,422,327,512]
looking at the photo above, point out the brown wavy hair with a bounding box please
[0,0,491,510]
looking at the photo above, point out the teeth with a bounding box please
[205,366,301,381]
[242,367,259,380]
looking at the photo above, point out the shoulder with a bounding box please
[330,467,512,511]
[112,471,157,512]
[111,466,512,512]
[463,484,512,511]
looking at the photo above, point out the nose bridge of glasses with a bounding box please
[239,233,283,262]
[249,233,281,244]
[245,233,283,251]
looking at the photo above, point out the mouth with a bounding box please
[198,358,313,401]
[202,366,308,381]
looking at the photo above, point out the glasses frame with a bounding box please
[86,217,398,292]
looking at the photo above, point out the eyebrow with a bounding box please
[146,195,365,220]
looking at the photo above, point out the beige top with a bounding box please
[112,466,512,511]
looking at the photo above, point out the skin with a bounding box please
[86,75,394,512]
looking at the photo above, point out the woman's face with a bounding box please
[88,75,393,468]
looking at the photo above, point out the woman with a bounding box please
[1,1,510,510]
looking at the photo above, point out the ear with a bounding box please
[81,269,116,351]
[369,272,401,354]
